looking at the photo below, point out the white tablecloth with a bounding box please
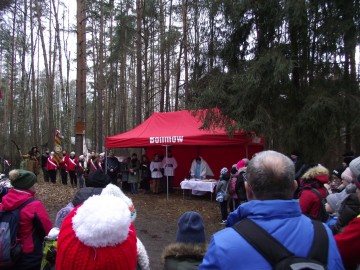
[180,180,217,193]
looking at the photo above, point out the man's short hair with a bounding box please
[246,150,295,200]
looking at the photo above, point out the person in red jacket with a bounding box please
[46,151,58,184]
[67,152,78,188]
[298,164,329,220]
[335,175,360,270]
[59,150,68,185]
[0,169,53,270]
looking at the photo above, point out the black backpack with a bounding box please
[309,188,329,223]
[233,218,328,270]
[0,198,35,267]
[235,172,247,201]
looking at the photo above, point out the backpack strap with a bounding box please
[6,198,36,214]
[232,218,329,266]
[308,220,329,264]
[310,188,325,202]
[232,218,292,267]
[3,198,35,213]
[309,188,328,221]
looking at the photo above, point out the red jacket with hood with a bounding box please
[335,214,360,269]
[299,164,329,219]
[0,188,53,268]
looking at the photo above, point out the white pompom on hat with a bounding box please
[72,195,131,247]
[56,195,137,270]
[101,184,137,221]
[220,167,228,175]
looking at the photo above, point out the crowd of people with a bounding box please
[4,147,179,196]
[202,150,360,269]
[0,148,359,269]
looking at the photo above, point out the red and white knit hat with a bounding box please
[101,184,137,221]
[55,195,137,270]
[101,184,150,270]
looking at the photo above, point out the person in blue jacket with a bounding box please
[199,150,344,270]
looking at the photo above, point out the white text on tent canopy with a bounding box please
[150,136,184,144]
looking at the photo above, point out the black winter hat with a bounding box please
[332,167,345,179]
[343,156,354,167]
[230,167,238,175]
[85,170,111,188]
[176,211,205,244]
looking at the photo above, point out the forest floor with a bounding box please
[35,177,224,269]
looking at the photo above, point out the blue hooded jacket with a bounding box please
[200,200,344,270]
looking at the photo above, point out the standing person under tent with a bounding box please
[162,149,178,193]
[190,156,214,180]
[150,154,163,194]
[128,153,140,194]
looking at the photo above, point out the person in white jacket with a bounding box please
[189,156,214,196]
[150,154,163,194]
[190,156,214,180]
[162,149,178,193]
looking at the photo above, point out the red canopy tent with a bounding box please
[106,110,264,187]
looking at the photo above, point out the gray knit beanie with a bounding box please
[349,156,360,178]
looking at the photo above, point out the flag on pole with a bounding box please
[54,130,63,164]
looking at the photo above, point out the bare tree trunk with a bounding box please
[175,41,183,111]
[193,1,200,82]
[119,11,128,132]
[8,0,17,158]
[182,0,189,106]
[96,1,105,152]
[165,0,173,112]
[30,1,38,146]
[143,13,150,118]
[120,34,127,132]
[108,6,114,136]
[131,53,136,127]
[75,0,87,155]
[35,0,55,149]
[18,0,28,145]
[159,0,165,112]
[136,0,142,125]
[52,0,70,148]
[150,26,155,113]
[37,33,47,147]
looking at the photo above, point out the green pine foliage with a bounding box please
[190,0,360,163]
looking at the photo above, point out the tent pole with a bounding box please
[165,145,169,200]
[105,149,107,174]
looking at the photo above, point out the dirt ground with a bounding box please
[35,178,224,269]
